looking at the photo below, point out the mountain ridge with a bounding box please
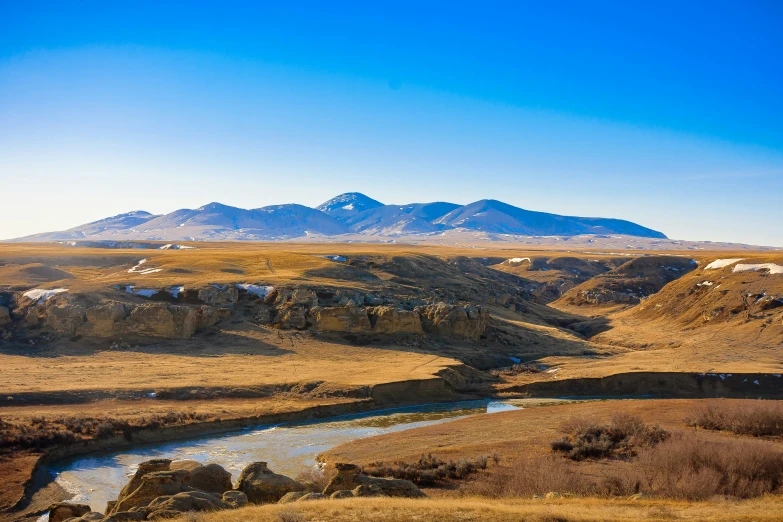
[9,193,667,242]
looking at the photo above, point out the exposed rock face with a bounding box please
[310,306,372,333]
[44,295,86,335]
[197,286,239,306]
[125,304,197,339]
[0,305,11,326]
[322,463,426,498]
[369,306,423,334]
[416,303,488,340]
[275,306,308,329]
[48,502,92,522]
[83,301,127,336]
[112,470,191,513]
[195,306,230,330]
[115,459,172,508]
[297,492,329,502]
[235,461,306,504]
[291,289,319,308]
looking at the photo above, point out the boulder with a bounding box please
[275,306,307,329]
[236,461,305,504]
[221,490,248,509]
[74,513,105,521]
[369,306,423,334]
[0,305,11,327]
[115,459,172,509]
[44,295,86,335]
[351,484,389,497]
[291,289,319,308]
[322,463,426,498]
[254,306,276,324]
[83,301,127,337]
[187,463,233,495]
[416,303,488,340]
[277,491,307,504]
[48,502,92,522]
[145,491,227,516]
[195,306,230,330]
[197,286,239,306]
[329,490,355,500]
[296,493,329,502]
[125,304,197,339]
[310,306,371,333]
[112,470,190,513]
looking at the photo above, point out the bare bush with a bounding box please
[362,453,493,486]
[551,413,669,461]
[296,465,335,492]
[687,400,783,437]
[468,430,783,501]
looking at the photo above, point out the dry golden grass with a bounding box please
[183,495,783,522]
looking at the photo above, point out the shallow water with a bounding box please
[47,399,534,512]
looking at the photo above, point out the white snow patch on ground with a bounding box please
[124,286,159,298]
[168,286,185,298]
[23,288,67,303]
[342,203,354,211]
[505,257,531,264]
[237,284,274,298]
[732,263,783,275]
[704,258,743,270]
[128,259,163,274]
[159,244,195,250]
[323,255,347,262]
[753,380,760,385]
[697,281,714,287]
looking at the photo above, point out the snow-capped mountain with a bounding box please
[9,193,666,242]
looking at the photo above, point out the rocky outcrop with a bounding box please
[275,307,308,329]
[44,295,86,335]
[125,304,197,339]
[416,303,488,340]
[221,490,248,509]
[0,305,11,327]
[310,306,372,333]
[48,502,92,522]
[111,470,191,513]
[83,301,127,337]
[235,461,306,504]
[322,463,426,498]
[144,491,228,515]
[368,306,423,334]
[194,306,230,330]
[197,286,239,306]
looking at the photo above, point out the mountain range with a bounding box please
[10,193,666,242]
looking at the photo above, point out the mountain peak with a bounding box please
[316,192,384,220]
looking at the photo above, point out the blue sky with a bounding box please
[1,1,781,245]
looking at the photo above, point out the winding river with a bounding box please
[45,399,558,512]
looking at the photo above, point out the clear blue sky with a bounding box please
[1,1,781,245]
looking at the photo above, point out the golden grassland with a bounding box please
[321,399,714,465]
[183,495,783,522]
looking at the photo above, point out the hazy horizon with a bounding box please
[2,2,781,245]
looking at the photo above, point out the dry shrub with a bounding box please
[362,453,493,486]
[296,466,335,492]
[634,431,783,499]
[687,400,783,437]
[551,413,669,461]
[468,430,783,501]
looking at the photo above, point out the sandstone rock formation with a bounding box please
[322,463,426,498]
[125,304,197,339]
[310,306,372,333]
[416,303,488,340]
[44,294,86,335]
[83,301,127,336]
[368,306,423,334]
[48,502,92,522]
[235,461,306,504]
[170,461,232,495]
[197,286,239,306]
